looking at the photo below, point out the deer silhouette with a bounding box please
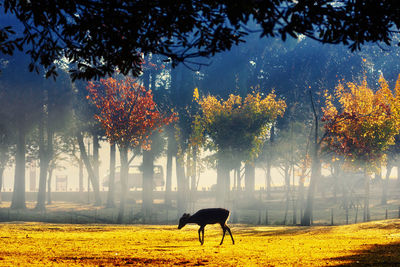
[178,208,234,245]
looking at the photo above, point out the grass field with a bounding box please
[1,220,400,266]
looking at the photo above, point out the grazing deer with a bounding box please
[178,208,234,245]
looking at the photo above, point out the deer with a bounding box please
[178,208,234,245]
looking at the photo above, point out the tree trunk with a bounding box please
[165,135,173,206]
[363,169,370,222]
[0,167,4,203]
[78,155,84,201]
[216,159,230,204]
[266,161,272,198]
[283,164,291,224]
[301,91,321,226]
[36,108,47,210]
[245,162,255,196]
[47,168,53,205]
[299,172,305,220]
[397,161,400,187]
[301,146,320,226]
[191,148,197,192]
[382,162,392,205]
[11,126,26,209]
[92,134,100,192]
[36,124,53,210]
[142,149,154,222]
[332,161,340,203]
[106,143,116,208]
[117,146,129,223]
[76,131,101,205]
[176,157,187,215]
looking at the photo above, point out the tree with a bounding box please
[35,72,72,210]
[0,52,43,209]
[87,77,176,223]
[0,124,12,203]
[72,79,104,205]
[2,1,400,80]
[322,75,400,221]
[199,91,286,202]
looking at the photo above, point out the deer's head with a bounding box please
[178,213,190,229]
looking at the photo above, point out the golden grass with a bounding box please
[0,220,400,266]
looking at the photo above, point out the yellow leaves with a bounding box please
[199,90,286,164]
[322,75,400,167]
[192,87,199,102]
[2,221,400,266]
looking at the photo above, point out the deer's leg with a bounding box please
[225,225,234,244]
[198,226,205,245]
[198,227,202,244]
[201,227,205,245]
[220,224,226,245]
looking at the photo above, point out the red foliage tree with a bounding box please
[87,77,175,223]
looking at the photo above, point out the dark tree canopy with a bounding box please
[1,0,400,80]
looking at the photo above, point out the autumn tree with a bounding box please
[87,77,175,223]
[322,75,400,222]
[199,91,286,202]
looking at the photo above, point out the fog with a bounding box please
[1,24,400,226]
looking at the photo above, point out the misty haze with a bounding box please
[1,1,400,266]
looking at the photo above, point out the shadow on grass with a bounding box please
[50,256,170,265]
[329,242,400,266]
[50,256,209,266]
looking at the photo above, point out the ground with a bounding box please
[0,220,400,266]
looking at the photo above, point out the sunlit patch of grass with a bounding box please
[0,220,400,266]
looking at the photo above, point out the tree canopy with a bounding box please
[322,75,400,170]
[1,0,400,80]
[199,91,286,169]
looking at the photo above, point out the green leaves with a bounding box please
[199,91,286,168]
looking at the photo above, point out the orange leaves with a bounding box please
[322,75,400,168]
[87,77,176,149]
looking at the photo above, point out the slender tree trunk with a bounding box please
[283,164,290,224]
[0,167,4,203]
[36,125,53,210]
[165,137,173,206]
[92,134,100,192]
[36,108,47,210]
[176,157,187,215]
[106,143,116,208]
[363,169,370,222]
[142,149,154,222]
[301,91,321,226]
[299,174,305,220]
[245,162,255,196]
[117,146,129,223]
[11,126,26,209]
[78,155,84,201]
[301,146,320,226]
[191,148,197,192]
[233,167,238,191]
[397,161,400,187]
[266,161,272,198]
[332,161,340,202]
[382,162,392,205]
[47,168,53,205]
[76,131,101,205]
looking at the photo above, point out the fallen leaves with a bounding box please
[0,220,399,266]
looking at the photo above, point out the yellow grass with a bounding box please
[1,220,400,266]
